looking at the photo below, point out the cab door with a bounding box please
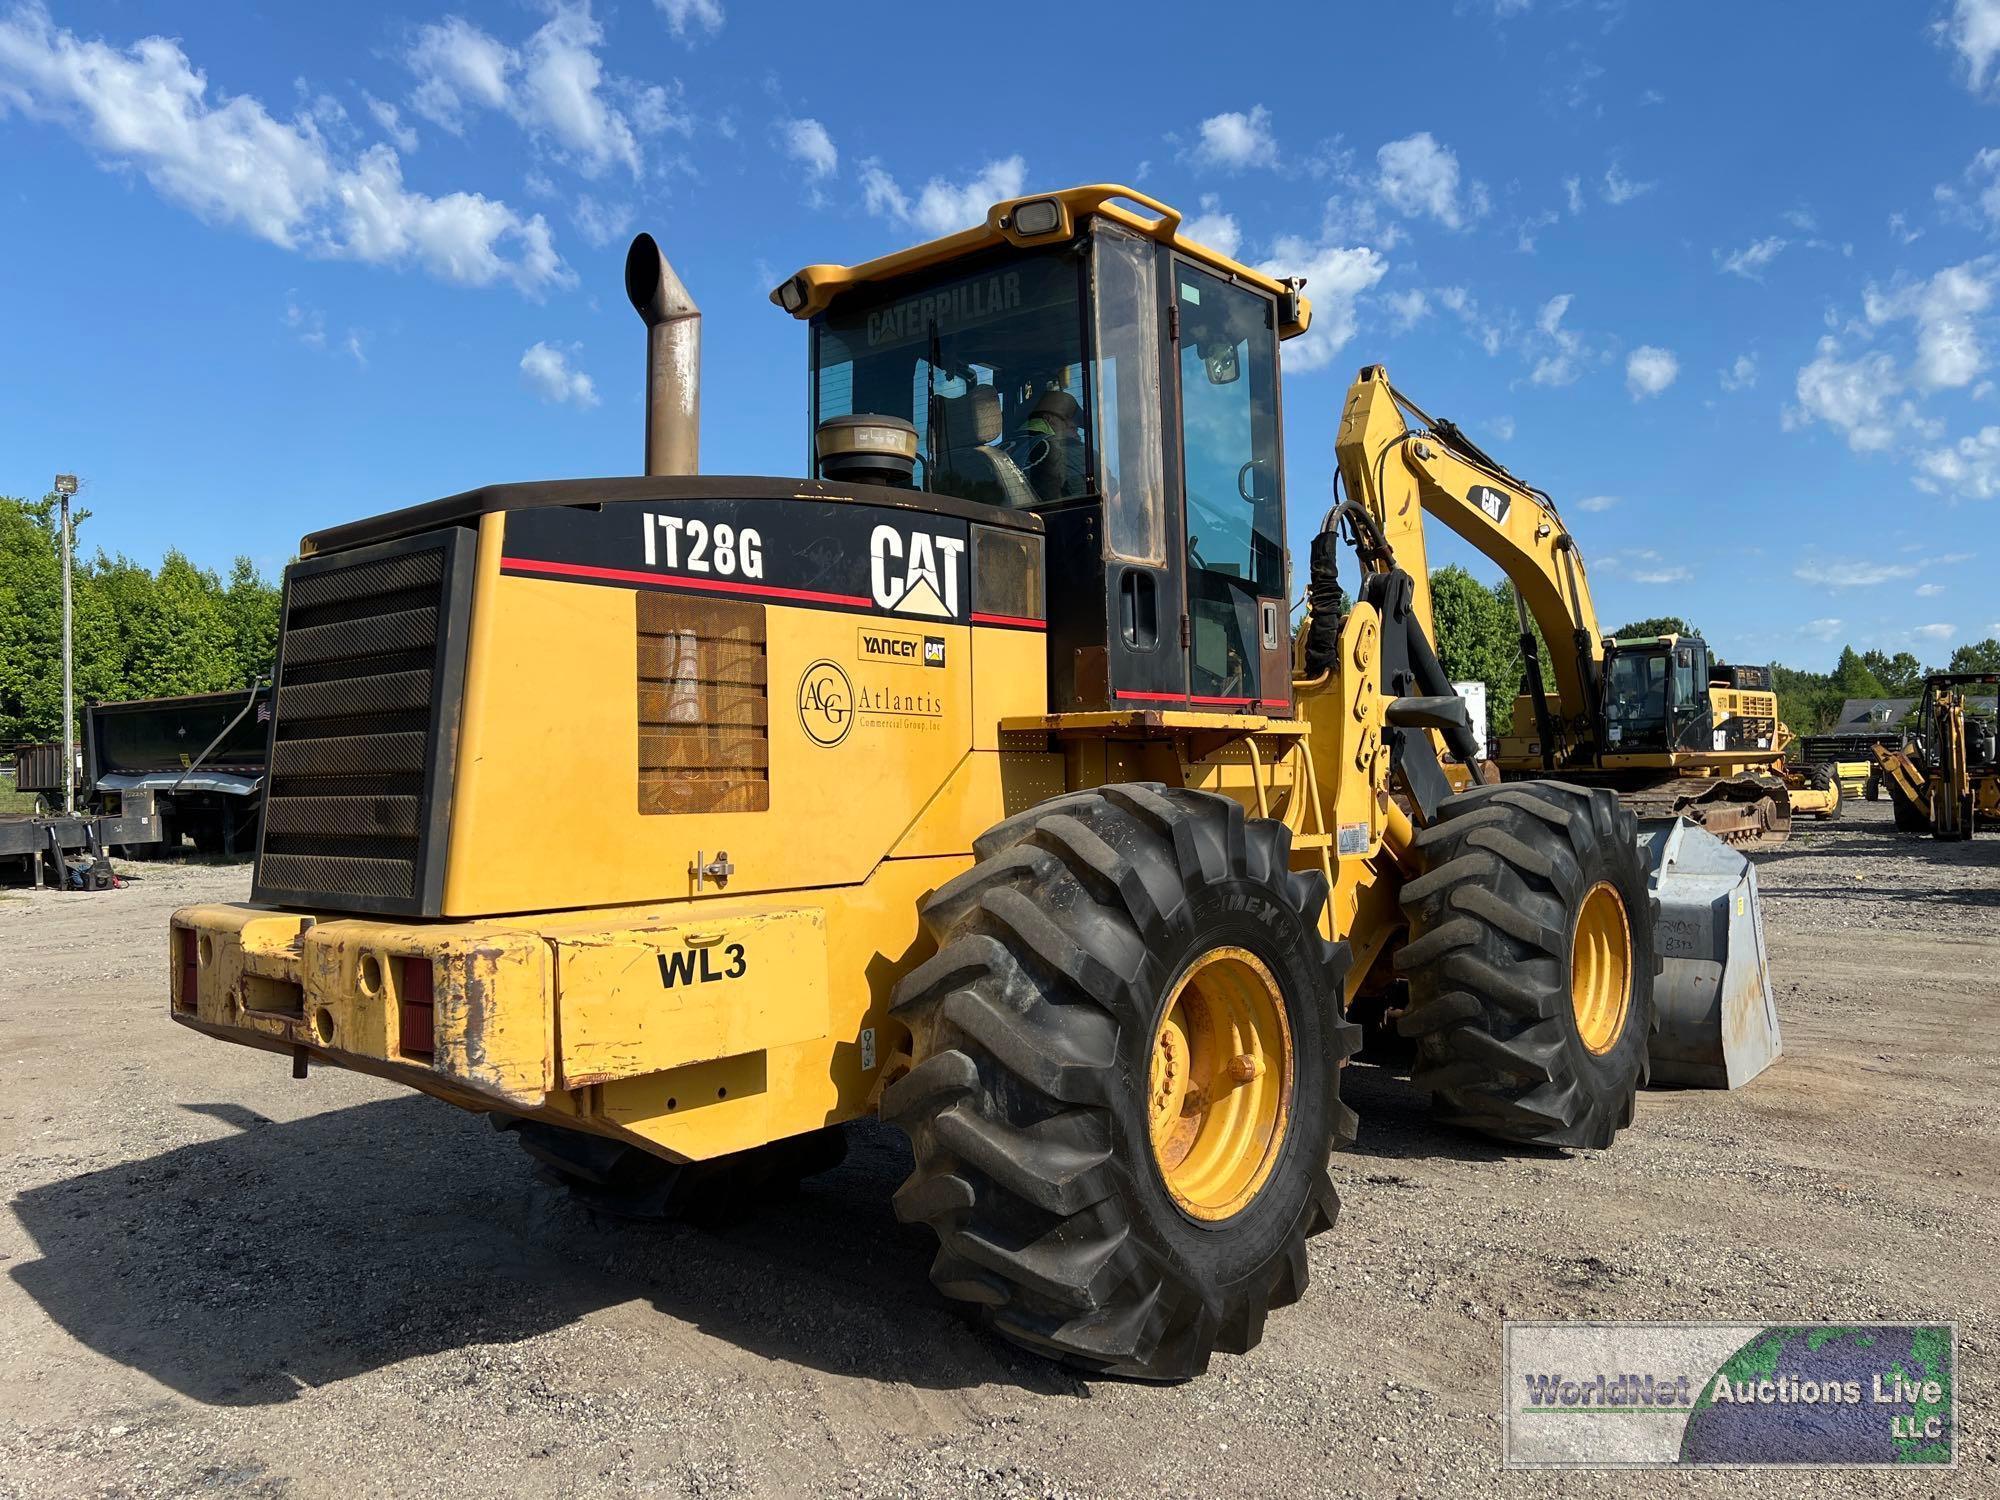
[1170,260,1289,712]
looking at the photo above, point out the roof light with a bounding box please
[777,276,807,313]
[1011,198,1062,236]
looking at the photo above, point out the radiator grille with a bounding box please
[253,528,474,915]
[637,593,770,815]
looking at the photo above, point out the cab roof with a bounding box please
[768,183,1312,340]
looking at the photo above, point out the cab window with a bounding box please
[813,249,1090,510]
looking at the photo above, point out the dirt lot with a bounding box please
[2,800,1995,1498]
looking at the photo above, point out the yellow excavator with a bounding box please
[1331,378,1835,847]
[167,184,1776,1379]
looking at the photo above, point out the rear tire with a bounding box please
[1864,770,1881,803]
[883,784,1357,1380]
[1395,781,1655,1148]
[1806,762,1841,820]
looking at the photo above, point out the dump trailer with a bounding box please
[170,185,1775,1379]
[87,687,270,855]
[1872,673,2000,838]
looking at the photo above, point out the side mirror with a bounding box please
[1200,340,1241,385]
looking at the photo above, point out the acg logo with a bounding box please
[870,524,965,619]
[798,659,853,747]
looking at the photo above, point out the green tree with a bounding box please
[220,556,281,685]
[1770,661,1840,737]
[1430,565,1524,734]
[1860,648,1925,696]
[1948,638,2000,674]
[1828,645,1888,700]
[1611,615,1700,640]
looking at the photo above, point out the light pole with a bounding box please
[53,474,78,817]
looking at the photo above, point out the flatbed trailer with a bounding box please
[0,805,162,887]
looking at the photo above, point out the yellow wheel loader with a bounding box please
[169,185,1774,1379]
[1871,672,2000,838]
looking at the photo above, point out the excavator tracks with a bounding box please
[1616,774,1794,849]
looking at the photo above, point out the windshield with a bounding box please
[1605,651,1669,745]
[813,250,1091,510]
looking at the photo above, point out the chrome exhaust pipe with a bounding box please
[624,233,700,476]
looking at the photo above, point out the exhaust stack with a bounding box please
[624,233,700,476]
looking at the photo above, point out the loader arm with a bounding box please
[1334,365,1606,764]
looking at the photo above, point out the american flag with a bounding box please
[256,700,272,723]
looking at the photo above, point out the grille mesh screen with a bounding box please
[637,593,770,815]
[254,532,465,912]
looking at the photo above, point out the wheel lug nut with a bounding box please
[1229,1053,1262,1082]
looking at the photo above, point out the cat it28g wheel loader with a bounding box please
[169,184,1772,1379]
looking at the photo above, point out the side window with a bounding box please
[1091,225,1166,564]
[1174,265,1282,595]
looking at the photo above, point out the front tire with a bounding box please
[1805,762,1841,820]
[1395,782,1655,1148]
[883,785,1357,1380]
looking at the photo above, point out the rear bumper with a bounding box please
[169,896,836,1160]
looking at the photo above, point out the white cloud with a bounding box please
[1626,345,1679,399]
[1376,132,1485,229]
[778,117,837,180]
[654,0,724,41]
[1914,621,1959,640]
[1259,236,1388,372]
[1530,293,1583,386]
[1794,559,1920,587]
[1915,424,2000,498]
[1720,353,1758,391]
[1386,288,1430,331]
[571,194,631,248]
[1577,494,1619,512]
[1602,162,1656,205]
[1802,617,1844,641]
[1183,194,1241,258]
[406,16,513,133]
[1562,174,1584,215]
[365,92,417,153]
[1188,104,1278,171]
[1630,565,1691,585]
[403,3,676,181]
[1787,337,1904,451]
[1435,285,1505,355]
[1940,0,2000,92]
[1917,582,1947,597]
[520,341,598,407]
[1890,210,1924,245]
[0,7,566,293]
[1489,415,1516,441]
[1718,236,1787,279]
[859,155,1027,238]
[1782,206,1817,233]
[1863,261,1996,390]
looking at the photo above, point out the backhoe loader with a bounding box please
[1331,379,1834,847]
[169,184,1773,1379]
[1872,672,2000,837]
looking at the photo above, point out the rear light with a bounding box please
[397,956,435,1061]
[174,927,198,1013]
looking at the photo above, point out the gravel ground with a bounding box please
[2,799,1995,1498]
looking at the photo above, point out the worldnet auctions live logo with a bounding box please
[1503,1322,1955,1469]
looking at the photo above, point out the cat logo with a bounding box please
[923,636,946,667]
[870,524,965,619]
[1469,484,1511,524]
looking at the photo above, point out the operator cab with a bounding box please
[1602,634,1714,754]
[775,187,1307,714]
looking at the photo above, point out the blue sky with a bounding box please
[4,0,2000,671]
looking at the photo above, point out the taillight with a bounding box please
[175,927,198,1013]
[397,956,435,1061]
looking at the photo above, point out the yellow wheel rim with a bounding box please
[1147,947,1294,1222]
[1570,881,1633,1055]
